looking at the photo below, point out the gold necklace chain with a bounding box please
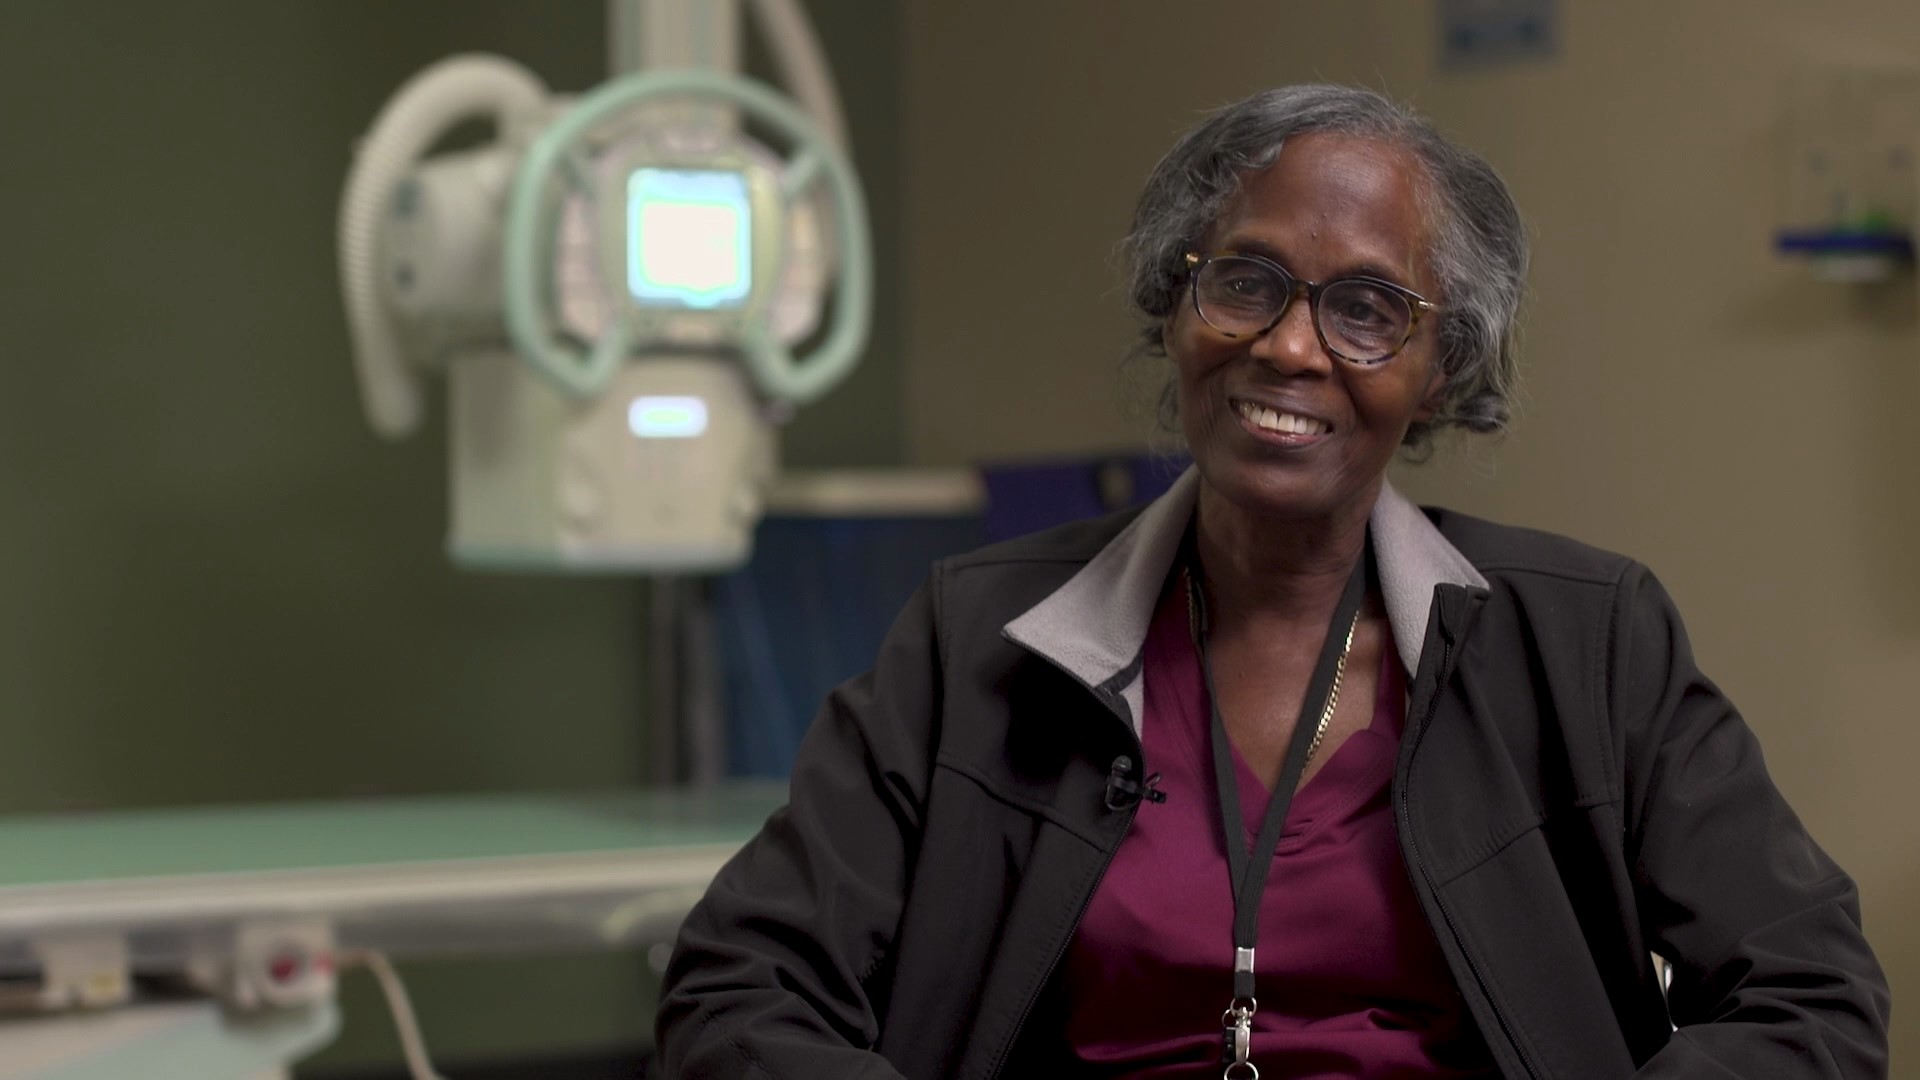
[1304,610,1360,765]
[1186,567,1361,768]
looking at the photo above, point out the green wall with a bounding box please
[0,0,903,1071]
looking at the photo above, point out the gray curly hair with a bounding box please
[1123,84,1528,450]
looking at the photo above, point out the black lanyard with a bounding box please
[1184,535,1371,1078]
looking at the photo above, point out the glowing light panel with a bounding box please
[627,169,752,309]
[628,395,709,438]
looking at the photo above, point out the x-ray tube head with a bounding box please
[346,30,872,573]
[627,168,753,309]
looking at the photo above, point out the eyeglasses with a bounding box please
[1184,251,1437,365]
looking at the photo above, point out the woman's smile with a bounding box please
[1229,396,1333,447]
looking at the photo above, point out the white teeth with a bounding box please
[1236,401,1328,436]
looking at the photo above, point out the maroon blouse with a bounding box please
[1060,577,1499,1078]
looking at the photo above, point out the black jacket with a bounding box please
[658,475,1890,1079]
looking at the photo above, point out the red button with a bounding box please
[268,951,305,984]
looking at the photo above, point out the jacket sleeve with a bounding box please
[1613,564,1890,1078]
[654,578,942,1079]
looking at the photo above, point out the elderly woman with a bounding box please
[656,85,1890,1078]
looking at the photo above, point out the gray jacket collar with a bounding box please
[1001,467,1486,733]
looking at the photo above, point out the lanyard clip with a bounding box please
[1219,998,1257,1079]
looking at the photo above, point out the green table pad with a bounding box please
[0,783,786,891]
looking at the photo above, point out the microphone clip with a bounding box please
[1104,755,1167,811]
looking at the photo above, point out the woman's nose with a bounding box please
[1248,295,1333,376]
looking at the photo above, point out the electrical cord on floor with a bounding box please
[338,949,447,1080]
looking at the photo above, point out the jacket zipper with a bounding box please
[1400,596,1539,1080]
[983,682,1142,1080]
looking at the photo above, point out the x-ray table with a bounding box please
[0,782,785,1079]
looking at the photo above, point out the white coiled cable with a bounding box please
[337,54,548,439]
